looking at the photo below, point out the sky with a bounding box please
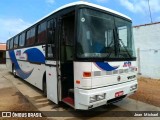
[0,0,160,43]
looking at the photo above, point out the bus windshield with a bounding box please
[77,8,136,60]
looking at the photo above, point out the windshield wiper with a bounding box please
[114,25,132,59]
[118,38,132,58]
[105,29,132,59]
[105,30,115,58]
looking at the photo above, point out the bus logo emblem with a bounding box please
[123,61,131,67]
[16,50,21,56]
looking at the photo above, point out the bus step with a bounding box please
[62,97,74,108]
[68,88,74,93]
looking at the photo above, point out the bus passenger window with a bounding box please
[14,36,19,48]
[47,19,56,58]
[26,28,35,46]
[10,39,13,49]
[38,22,47,43]
[7,40,10,50]
[19,33,25,47]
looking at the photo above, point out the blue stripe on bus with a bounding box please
[24,48,45,64]
[95,62,119,71]
[9,50,34,79]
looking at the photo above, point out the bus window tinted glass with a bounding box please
[19,33,25,47]
[77,9,115,58]
[14,36,19,48]
[10,39,13,49]
[47,19,56,58]
[26,28,35,46]
[38,22,47,43]
[115,17,136,58]
[7,40,9,50]
[77,8,136,59]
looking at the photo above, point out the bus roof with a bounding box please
[7,1,131,40]
[37,1,131,23]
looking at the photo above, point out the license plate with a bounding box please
[115,91,124,97]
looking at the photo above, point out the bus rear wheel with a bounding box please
[12,64,17,78]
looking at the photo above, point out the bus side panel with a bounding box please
[24,63,45,90]
[8,45,45,90]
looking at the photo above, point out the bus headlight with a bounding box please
[90,93,106,103]
[97,93,106,101]
[90,96,97,103]
[130,84,137,91]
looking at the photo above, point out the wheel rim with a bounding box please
[13,68,16,76]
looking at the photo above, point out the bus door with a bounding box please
[45,18,58,104]
[59,13,75,107]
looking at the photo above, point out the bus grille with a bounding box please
[93,68,132,77]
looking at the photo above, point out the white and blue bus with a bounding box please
[6,1,137,110]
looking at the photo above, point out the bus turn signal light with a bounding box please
[83,72,91,77]
[76,80,80,84]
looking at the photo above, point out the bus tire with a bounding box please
[12,64,17,78]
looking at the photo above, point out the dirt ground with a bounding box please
[129,77,160,107]
[0,65,49,120]
[0,87,37,111]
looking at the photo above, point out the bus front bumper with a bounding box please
[74,80,137,110]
